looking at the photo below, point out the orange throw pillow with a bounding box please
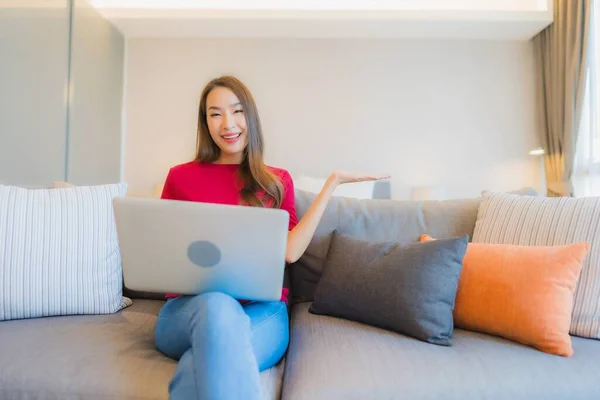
[419,234,588,357]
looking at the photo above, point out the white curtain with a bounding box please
[574,0,600,197]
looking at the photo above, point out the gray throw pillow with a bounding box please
[309,233,468,346]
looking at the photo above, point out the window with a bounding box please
[588,4,600,165]
[574,1,600,196]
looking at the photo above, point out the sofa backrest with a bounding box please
[289,189,481,303]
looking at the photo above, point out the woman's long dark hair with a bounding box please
[195,76,283,208]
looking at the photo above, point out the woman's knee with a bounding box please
[188,292,250,332]
[192,291,238,307]
[154,292,247,357]
[191,292,243,315]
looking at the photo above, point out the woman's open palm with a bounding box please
[332,170,391,185]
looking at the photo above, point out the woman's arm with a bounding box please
[285,174,339,263]
[285,171,390,263]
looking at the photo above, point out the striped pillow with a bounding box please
[473,191,600,339]
[0,184,132,321]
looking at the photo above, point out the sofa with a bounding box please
[1,182,599,400]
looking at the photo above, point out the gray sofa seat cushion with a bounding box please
[290,190,481,303]
[0,299,284,400]
[282,303,600,400]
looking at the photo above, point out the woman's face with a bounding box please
[205,86,248,163]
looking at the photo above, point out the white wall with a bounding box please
[67,0,124,185]
[0,0,125,188]
[123,38,542,200]
[0,3,70,187]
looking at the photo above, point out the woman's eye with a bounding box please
[234,109,244,114]
[210,113,221,117]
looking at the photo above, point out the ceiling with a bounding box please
[87,0,553,40]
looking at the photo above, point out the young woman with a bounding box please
[154,75,389,400]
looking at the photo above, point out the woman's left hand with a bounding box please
[329,170,391,185]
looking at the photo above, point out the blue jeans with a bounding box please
[154,292,289,400]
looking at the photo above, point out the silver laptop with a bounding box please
[112,197,290,302]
